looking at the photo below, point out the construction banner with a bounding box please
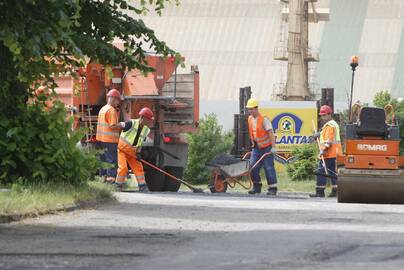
[260,101,317,167]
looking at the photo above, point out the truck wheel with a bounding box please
[144,167,165,192]
[163,166,183,192]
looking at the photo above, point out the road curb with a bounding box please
[0,198,115,224]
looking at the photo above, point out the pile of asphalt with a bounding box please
[207,154,242,166]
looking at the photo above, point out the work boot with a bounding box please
[248,183,262,195]
[112,182,124,191]
[328,188,337,198]
[267,187,277,196]
[138,184,149,192]
[105,177,115,184]
[309,188,325,198]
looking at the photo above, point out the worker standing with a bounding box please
[246,98,278,195]
[96,89,122,183]
[114,107,154,191]
[310,105,342,198]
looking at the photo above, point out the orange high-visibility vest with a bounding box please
[248,114,272,149]
[320,120,342,159]
[118,119,150,151]
[96,104,120,143]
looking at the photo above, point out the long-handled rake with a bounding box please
[140,159,204,193]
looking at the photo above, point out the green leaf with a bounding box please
[1,159,16,169]
[6,128,18,138]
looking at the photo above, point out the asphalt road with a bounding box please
[2,192,404,270]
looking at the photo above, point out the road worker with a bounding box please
[114,107,154,191]
[246,98,278,195]
[310,105,342,198]
[96,89,122,183]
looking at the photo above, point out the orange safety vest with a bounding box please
[248,114,272,149]
[320,120,342,159]
[96,104,120,143]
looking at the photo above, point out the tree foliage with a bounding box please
[373,90,393,108]
[0,0,178,185]
[1,0,179,106]
[185,114,234,185]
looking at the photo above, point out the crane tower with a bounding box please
[274,0,329,101]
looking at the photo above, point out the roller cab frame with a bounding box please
[337,107,404,204]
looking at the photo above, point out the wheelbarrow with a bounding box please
[207,152,272,193]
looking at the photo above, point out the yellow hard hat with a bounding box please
[246,98,259,109]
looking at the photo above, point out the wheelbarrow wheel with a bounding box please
[209,173,228,193]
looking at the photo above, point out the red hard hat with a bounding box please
[106,89,121,99]
[319,105,333,116]
[139,107,154,120]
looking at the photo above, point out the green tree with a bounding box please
[286,144,317,181]
[185,114,234,185]
[0,0,180,114]
[373,90,393,108]
[0,0,179,185]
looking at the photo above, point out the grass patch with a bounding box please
[0,181,114,216]
[182,172,316,193]
[277,173,316,193]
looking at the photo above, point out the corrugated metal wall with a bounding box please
[316,0,368,106]
[139,0,404,128]
[355,0,404,102]
[142,0,282,102]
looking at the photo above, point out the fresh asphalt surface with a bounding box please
[2,191,404,270]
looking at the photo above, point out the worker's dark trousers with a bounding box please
[316,158,337,187]
[96,141,118,178]
[250,145,277,190]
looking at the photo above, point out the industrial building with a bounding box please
[141,0,404,128]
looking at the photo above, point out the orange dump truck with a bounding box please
[53,55,200,192]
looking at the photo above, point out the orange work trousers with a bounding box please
[116,145,146,185]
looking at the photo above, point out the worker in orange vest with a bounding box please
[96,89,122,183]
[114,107,154,191]
[246,98,278,195]
[310,105,342,198]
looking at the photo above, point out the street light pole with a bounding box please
[348,55,359,123]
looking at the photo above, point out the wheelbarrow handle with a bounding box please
[249,152,273,171]
[242,152,251,160]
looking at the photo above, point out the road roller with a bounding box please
[338,106,404,204]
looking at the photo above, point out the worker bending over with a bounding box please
[96,89,122,183]
[114,107,154,191]
[310,105,342,198]
[246,98,278,195]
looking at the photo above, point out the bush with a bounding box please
[185,114,234,185]
[286,144,317,181]
[0,99,100,186]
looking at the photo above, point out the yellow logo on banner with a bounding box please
[260,106,317,165]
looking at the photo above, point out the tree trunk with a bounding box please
[0,43,28,117]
